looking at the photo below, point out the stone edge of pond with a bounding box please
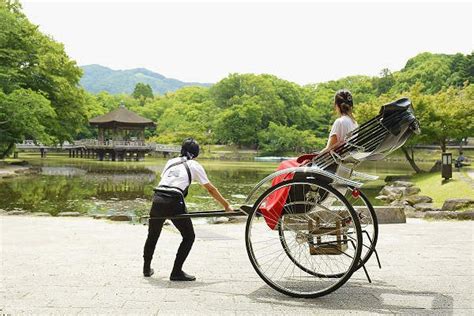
[406,209,474,220]
[0,209,251,224]
[0,163,39,179]
[2,209,473,222]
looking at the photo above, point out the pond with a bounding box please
[0,154,430,218]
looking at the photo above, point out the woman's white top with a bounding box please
[329,115,358,143]
[157,157,209,192]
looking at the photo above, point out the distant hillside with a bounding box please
[80,64,211,95]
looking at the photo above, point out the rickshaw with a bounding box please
[145,98,420,298]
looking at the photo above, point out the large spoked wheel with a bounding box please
[277,186,379,278]
[344,187,379,269]
[245,179,363,298]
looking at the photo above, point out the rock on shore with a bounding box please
[57,212,81,217]
[377,181,422,203]
[7,210,28,215]
[405,195,433,206]
[441,198,474,211]
[0,162,37,179]
[377,179,473,221]
[424,210,474,220]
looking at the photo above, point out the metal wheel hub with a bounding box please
[295,231,308,244]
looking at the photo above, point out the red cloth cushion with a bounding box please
[258,153,320,229]
[259,159,299,229]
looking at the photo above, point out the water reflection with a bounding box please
[0,161,158,215]
[41,167,87,177]
[96,181,147,200]
[0,175,95,215]
[0,156,428,217]
[0,158,273,216]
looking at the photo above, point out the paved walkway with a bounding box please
[457,167,474,189]
[464,167,474,184]
[1,216,473,315]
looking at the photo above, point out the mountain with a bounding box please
[79,64,211,95]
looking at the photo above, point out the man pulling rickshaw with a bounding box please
[143,138,233,281]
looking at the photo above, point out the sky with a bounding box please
[21,0,473,85]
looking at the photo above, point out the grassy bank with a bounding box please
[410,170,474,207]
[187,144,259,160]
[10,145,474,163]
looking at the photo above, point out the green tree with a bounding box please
[0,0,87,152]
[301,84,335,138]
[373,68,395,96]
[152,101,217,144]
[414,84,474,152]
[0,89,56,157]
[132,82,154,104]
[258,123,324,155]
[149,87,216,144]
[210,73,287,127]
[447,53,473,87]
[392,52,473,94]
[215,100,263,147]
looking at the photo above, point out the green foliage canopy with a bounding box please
[132,82,154,104]
[258,122,324,155]
[0,89,56,149]
[0,0,87,157]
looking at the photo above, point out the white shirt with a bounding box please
[157,157,209,192]
[329,115,358,143]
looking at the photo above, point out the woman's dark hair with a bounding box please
[180,138,200,159]
[334,89,355,121]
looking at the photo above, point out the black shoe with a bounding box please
[170,271,196,281]
[143,268,154,277]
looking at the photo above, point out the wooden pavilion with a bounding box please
[73,103,156,161]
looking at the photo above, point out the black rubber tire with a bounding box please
[245,179,363,298]
[353,189,378,268]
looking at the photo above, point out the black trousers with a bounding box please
[143,192,195,273]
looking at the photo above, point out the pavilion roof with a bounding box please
[89,105,155,127]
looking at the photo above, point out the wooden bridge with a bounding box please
[16,140,181,160]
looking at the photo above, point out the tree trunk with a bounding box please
[401,146,423,174]
[440,139,446,153]
[0,142,14,159]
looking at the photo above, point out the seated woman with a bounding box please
[296,89,358,164]
[323,89,358,153]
